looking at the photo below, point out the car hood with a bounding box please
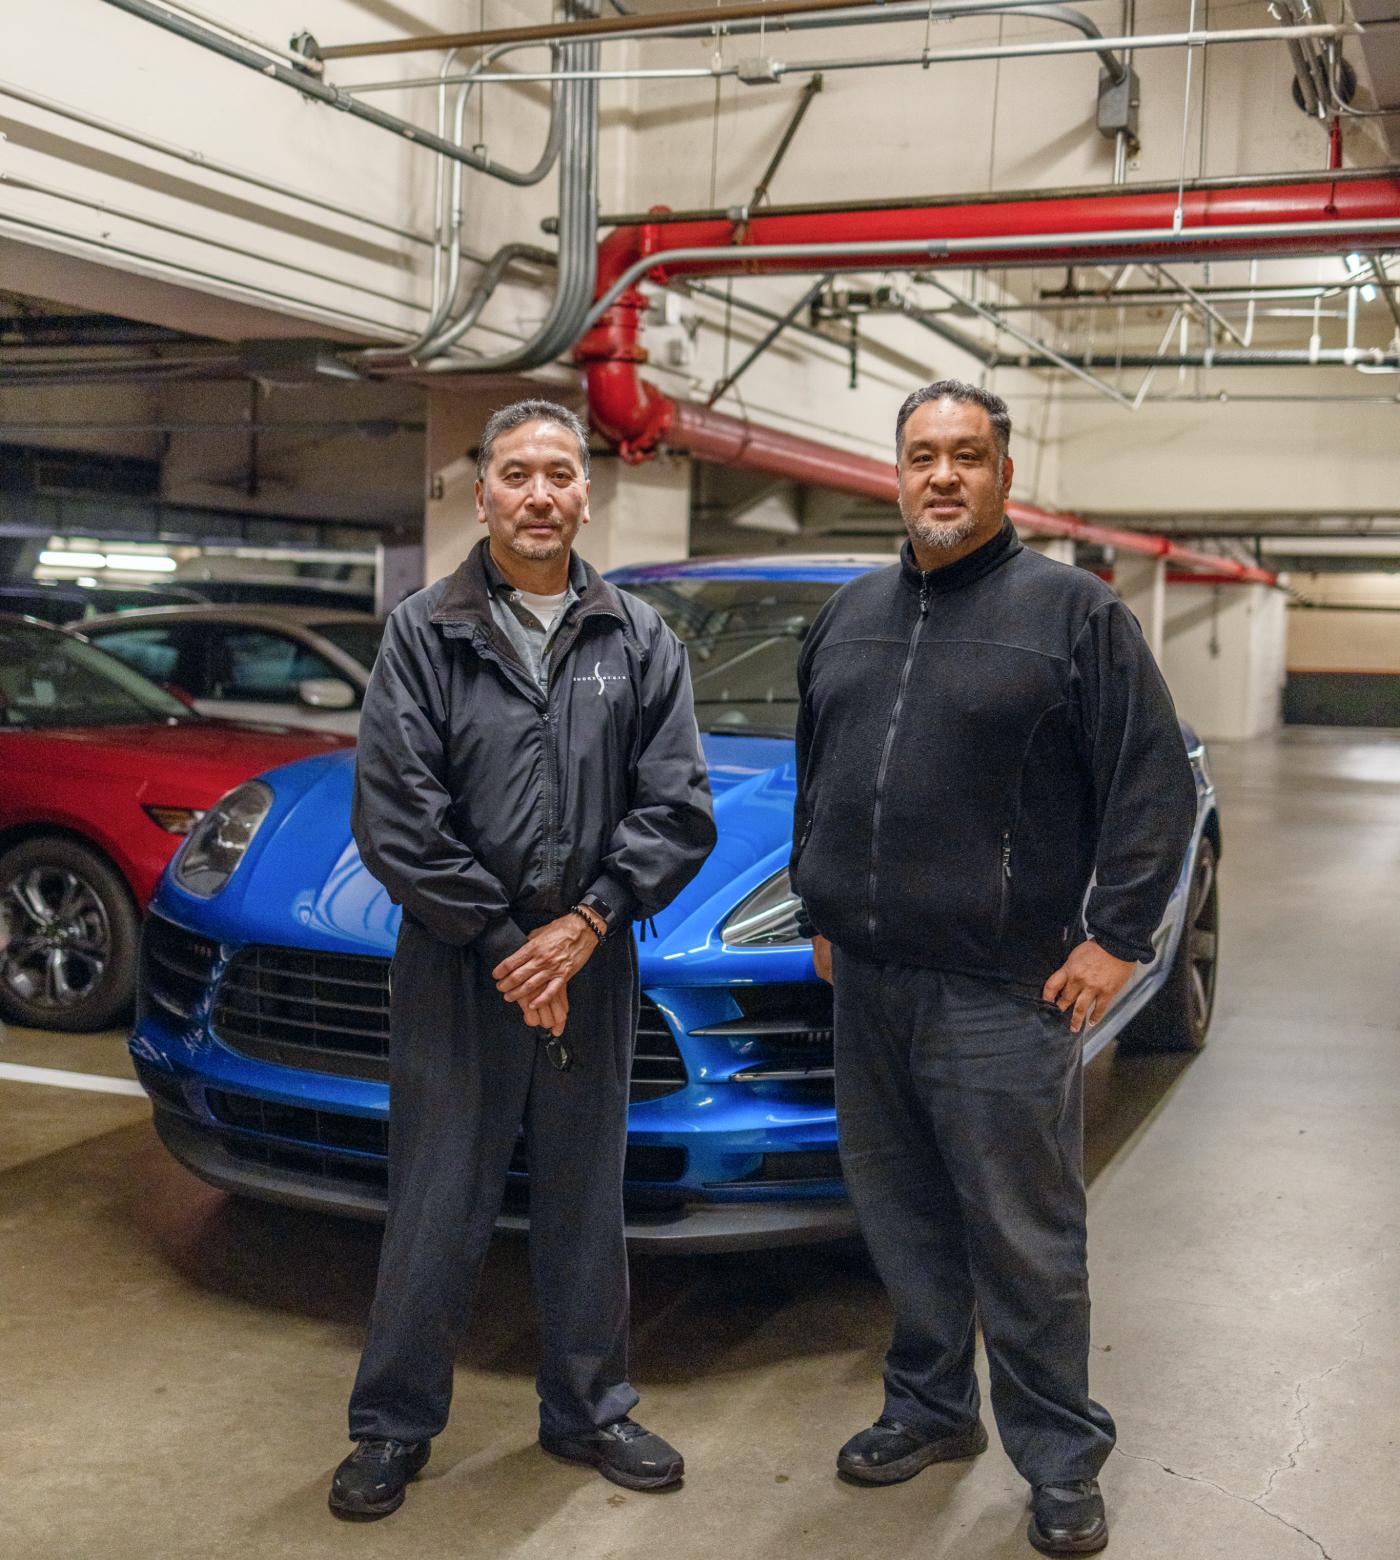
[12,719,350,791]
[156,735,806,983]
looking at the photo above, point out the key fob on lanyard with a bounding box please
[536,1027,573,1072]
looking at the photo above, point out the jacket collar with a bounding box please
[899,516,1021,595]
[430,537,625,629]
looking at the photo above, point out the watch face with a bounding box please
[583,893,614,927]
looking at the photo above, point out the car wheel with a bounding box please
[0,837,139,1032]
[1119,837,1219,1055]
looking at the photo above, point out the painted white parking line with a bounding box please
[0,1062,147,1097]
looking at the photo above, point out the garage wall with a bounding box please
[1053,386,1400,518]
[1161,582,1287,742]
[1285,573,1400,726]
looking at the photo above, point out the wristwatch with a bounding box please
[577,890,618,938]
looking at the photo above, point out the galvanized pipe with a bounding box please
[95,0,554,180]
[0,170,431,313]
[319,0,1075,58]
[336,23,1354,90]
[0,77,433,249]
[152,0,323,73]
[342,0,1127,92]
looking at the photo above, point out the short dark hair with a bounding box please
[478,398,590,477]
[895,379,1011,460]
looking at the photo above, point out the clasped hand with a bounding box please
[491,915,598,1038]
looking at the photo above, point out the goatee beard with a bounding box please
[906,514,977,551]
[508,531,565,561]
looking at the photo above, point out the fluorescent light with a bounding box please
[1361,283,1378,303]
[1346,252,1365,274]
[104,553,178,572]
[77,577,98,587]
[39,549,106,569]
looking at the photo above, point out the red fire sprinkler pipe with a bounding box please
[576,178,1395,583]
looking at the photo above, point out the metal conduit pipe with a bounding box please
[95,0,562,182]
[408,23,602,374]
[0,170,432,314]
[580,166,1400,231]
[0,77,433,249]
[576,179,1400,337]
[987,348,1400,367]
[151,0,323,73]
[340,23,1350,91]
[321,0,1102,57]
[360,44,566,363]
[344,0,1127,93]
[0,206,438,342]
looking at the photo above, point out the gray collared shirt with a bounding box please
[485,561,579,691]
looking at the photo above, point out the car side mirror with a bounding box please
[297,677,356,711]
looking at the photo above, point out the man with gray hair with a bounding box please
[790,380,1196,1554]
[330,398,715,1519]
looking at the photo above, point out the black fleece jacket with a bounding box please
[789,519,1197,992]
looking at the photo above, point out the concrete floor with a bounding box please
[3,728,1397,1560]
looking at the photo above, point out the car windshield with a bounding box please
[619,577,844,739]
[310,619,386,671]
[0,622,194,730]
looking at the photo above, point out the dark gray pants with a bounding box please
[833,949,1115,1485]
[348,925,640,1445]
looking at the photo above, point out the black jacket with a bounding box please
[352,539,716,967]
[790,520,1197,991]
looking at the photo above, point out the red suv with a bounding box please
[0,615,353,1032]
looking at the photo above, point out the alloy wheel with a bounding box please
[2,865,112,1011]
[1186,847,1219,1037]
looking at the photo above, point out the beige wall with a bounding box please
[1161,583,1287,741]
[1289,612,1400,673]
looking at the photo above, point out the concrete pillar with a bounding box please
[1025,535,1076,566]
[1114,553,1166,661]
[1159,582,1286,741]
[583,454,691,574]
[423,384,690,592]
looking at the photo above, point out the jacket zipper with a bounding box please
[541,700,560,906]
[865,572,930,947]
[997,829,1013,942]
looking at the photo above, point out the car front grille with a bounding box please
[139,916,220,1025]
[690,982,835,1090]
[204,1090,686,1187]
[207,941,687,1102]
[213,945,392,1081]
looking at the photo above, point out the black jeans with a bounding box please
[833,949,1115,1485]
[348,927,640,1445]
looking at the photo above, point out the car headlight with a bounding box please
[721,868,809,949]
[173,781,273,898]
[1187,740,1212,789]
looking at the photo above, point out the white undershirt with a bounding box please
[514,587,569,634]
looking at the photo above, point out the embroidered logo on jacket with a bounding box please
[573,659,629,696]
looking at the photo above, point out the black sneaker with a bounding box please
[539,1417,684,1491]
[837,1416,989,1485]
[328,1438,431,1520]
[1027,1479,1109,1555]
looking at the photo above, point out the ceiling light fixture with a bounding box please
[38,549,106,569]
[104,553,179,572]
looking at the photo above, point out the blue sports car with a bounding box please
[129,555,1221,1250]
